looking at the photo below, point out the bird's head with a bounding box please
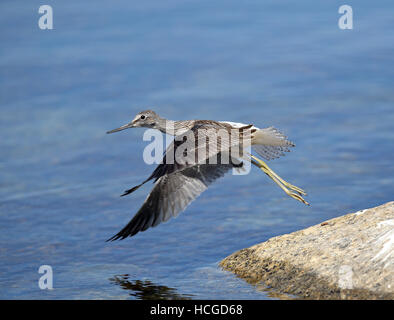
[107,110,160,134]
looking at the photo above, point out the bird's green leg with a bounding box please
[250,155,309,206]
[250,155,307,196]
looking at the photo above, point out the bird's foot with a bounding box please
[250,155,309,206]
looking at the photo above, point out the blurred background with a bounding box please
[0,0,393,299]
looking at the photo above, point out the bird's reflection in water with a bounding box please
[109,274,194,300]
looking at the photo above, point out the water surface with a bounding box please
[1,0,394,299]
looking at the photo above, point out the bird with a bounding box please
[106,110,308,241]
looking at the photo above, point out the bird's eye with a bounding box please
[140,115,146,120]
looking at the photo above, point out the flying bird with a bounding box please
[106,110,308,240]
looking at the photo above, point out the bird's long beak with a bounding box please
[106,121,135,134]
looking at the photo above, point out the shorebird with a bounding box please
[106,110,308,240]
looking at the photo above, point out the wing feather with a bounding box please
[107,156,236,240]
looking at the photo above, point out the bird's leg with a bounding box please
[249,155,309,206]
[250,155,307,196]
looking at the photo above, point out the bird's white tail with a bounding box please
[252,127,294,160]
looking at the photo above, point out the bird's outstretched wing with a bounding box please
[107,157,240,241]
[108,121,250,240]
[252,127,295,160]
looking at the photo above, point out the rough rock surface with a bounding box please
[220,202,394,299]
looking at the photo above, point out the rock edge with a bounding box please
[220,202,394,299]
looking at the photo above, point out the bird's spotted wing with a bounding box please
[120,122,251,197]
[107,158,238,241]
[191,121,252,163]
[252,127,295,160]
[160,121,252,173]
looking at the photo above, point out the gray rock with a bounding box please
[220,202,394,299]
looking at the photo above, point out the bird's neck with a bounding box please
[155,118,192,136]
[155,118,176,135]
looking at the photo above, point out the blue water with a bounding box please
[1,0,393,299]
